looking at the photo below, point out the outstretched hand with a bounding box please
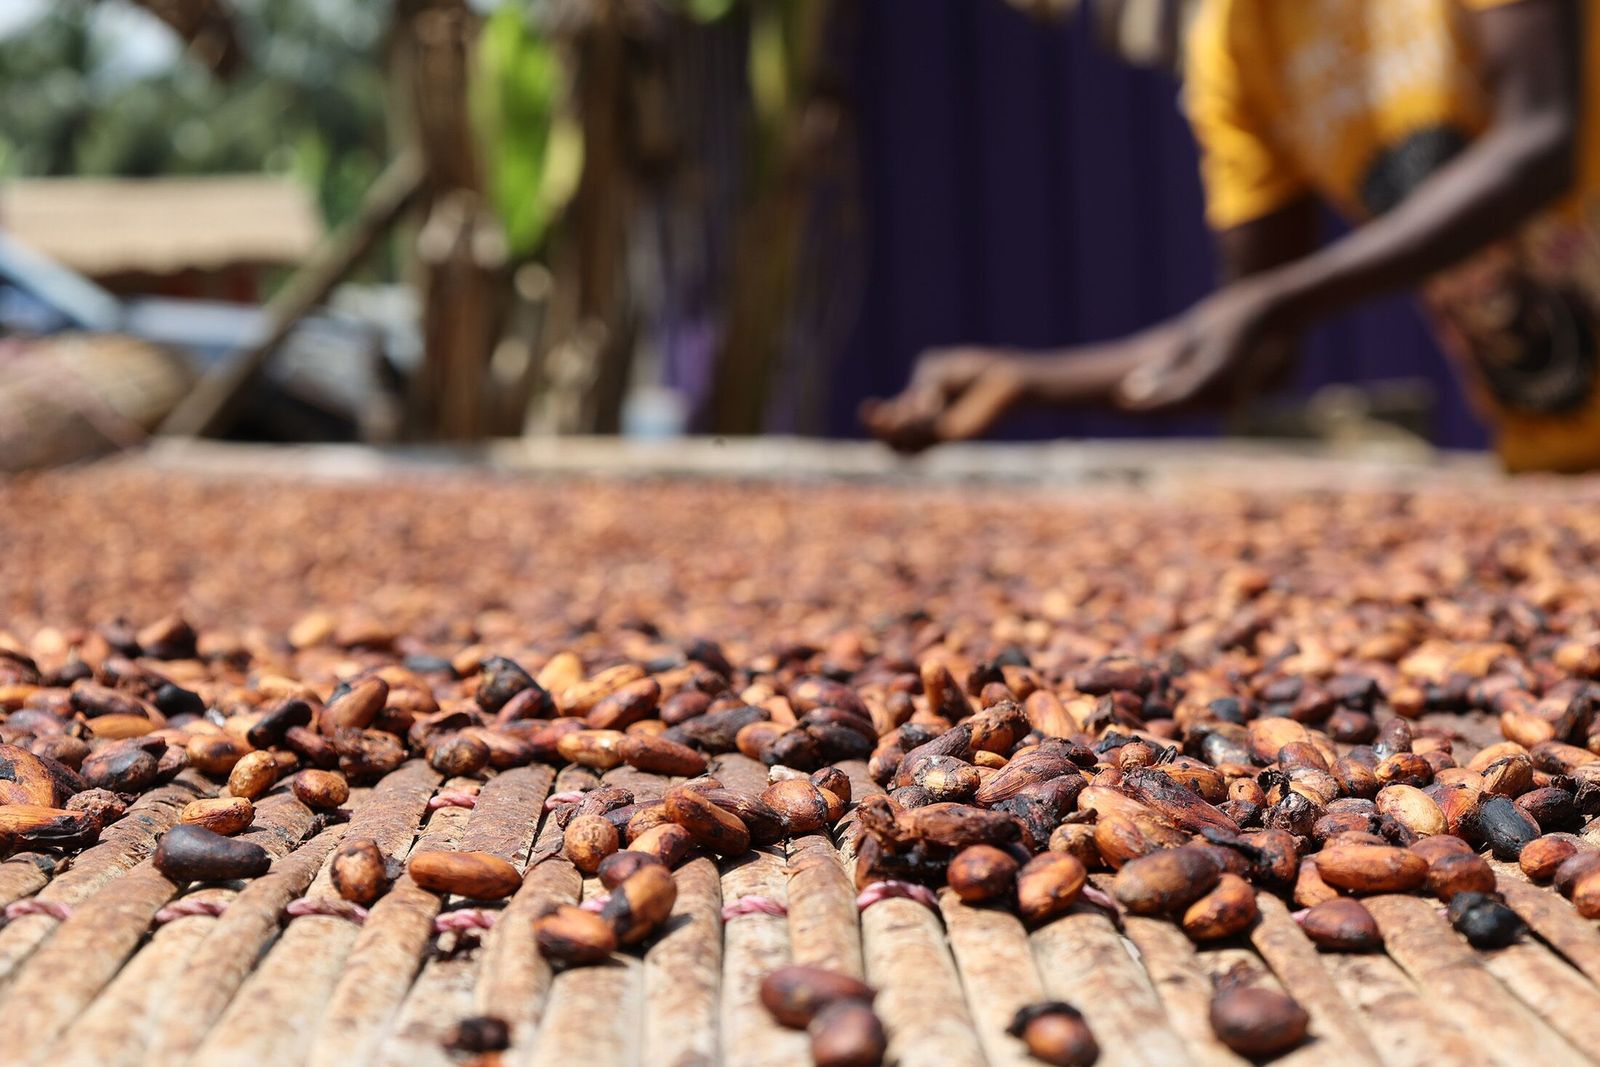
[1116,285,1288,411]
[862,288,1292,453]
[860,347,1029,454]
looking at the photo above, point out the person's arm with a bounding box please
[1121,0,1582,408]
[858,196,1318,451]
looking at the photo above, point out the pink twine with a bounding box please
[721,895,788,921]
[155,898,229,923]
[286,897,369,924]
[428,790,480,810]
[433,908,498,933]
[580,894,610,914]
[3,899,71,922]
[856,881,939,913]
[543,791,587,812]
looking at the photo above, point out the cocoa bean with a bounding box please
[179,797,254,836]
[1313,844,1426,894]
[1209,985,1308,1058]
[809,1000,888,1067]
[534,904,616,965]
[664,786,750,855]
[1016,852,1087,924]
[290,769,349,809]
[1007,1003,1098,1067]
[759,965,874,1028]
[601,862,677,944]
[947,844,1019,903]
[1111,847,1222,916]
[564,813,620,875]
[408,850,522,899]
[1300,898,1381,952]
[154,824,270,882]
[331,837,390,904]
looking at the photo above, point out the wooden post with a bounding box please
[157,151,426,439]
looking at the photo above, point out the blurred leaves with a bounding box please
[0,0,388,234]
[471,4,581,260]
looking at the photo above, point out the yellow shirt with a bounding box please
[1185,0,1600,472]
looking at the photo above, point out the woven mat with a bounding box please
[3,457,1600,1066]
[0,744,1595,1067]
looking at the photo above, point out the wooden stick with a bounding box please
[306,776,477,1067]
[1366,893,1584,1065]
[142,821,351,1064]
[456,765,553,864]
[531,866,646,1067]
[48,902,213,1067]
[785,832,863,978]
[1320,949,1493,1067]
[364,767,555,1067]
[483,778,580,1061]
[1492,864,1600,985]
[1478,936,1600,1052]
[6,862,181,1060]
[1118,911,1247,1067]
[862,893,985,1067]
[1249,893,1382,1066]
[38,795,319,1066]
[719,848,809,1067]
[158,150,426,438]
[1031,907,1191,1066]
[642,856,723,1067]
[709,752,771,796]
[0,774,209,989]
[0,855,52,909]
[939,888,1051,1067]
[188,761,440,1067]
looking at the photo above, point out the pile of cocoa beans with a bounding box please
[9,470,1600,1061]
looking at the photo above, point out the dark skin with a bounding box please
[863,0,1582,453]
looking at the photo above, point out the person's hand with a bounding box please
[861,347,1030,454]
[1116,285,1290,411]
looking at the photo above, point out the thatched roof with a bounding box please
[0,175,323,278]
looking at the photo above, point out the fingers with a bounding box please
[860,396,940,454]
[1116,340,1221,412]
[934,366,1022,442]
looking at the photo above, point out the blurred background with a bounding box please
[0,0,1484,469]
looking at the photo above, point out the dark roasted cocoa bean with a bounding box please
[154,824,270,882]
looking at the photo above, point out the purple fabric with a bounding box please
[830,0,1487,449]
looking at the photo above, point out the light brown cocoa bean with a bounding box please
[947,844,1019,904]
[290,768,349,809]
[1181,873,1258,941]
[1016,851,1087,924]
[601,862,677,944]
[179,796,254,836]
[408,850,522,899]
[331,837,390,904]
[1313,843,1427,894]
[534,904,617,965]
[563,813,620,875]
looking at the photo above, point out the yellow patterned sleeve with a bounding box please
[1183,0,1308,231]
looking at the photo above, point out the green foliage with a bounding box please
[0,0,389,233]
[472,5,575,260]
